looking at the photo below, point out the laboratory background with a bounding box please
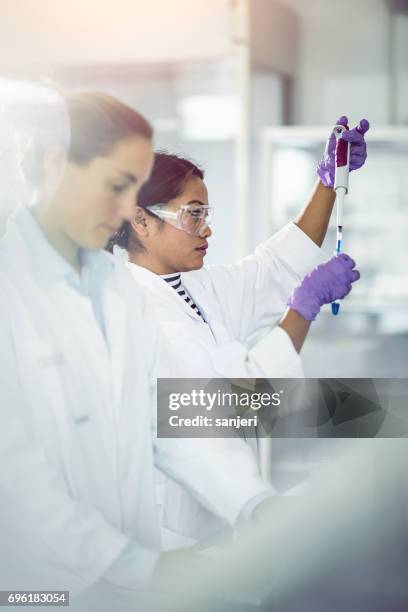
[2,0,407,381]
[0,2,407,608]
[2,0,407,487]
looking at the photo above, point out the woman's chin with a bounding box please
[180,260,204,272]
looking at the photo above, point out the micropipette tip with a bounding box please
[331,302,340,315]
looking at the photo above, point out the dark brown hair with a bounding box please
[107,151,204,253]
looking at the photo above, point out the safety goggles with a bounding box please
[148,203,213,237]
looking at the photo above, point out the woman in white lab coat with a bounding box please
[0,86,277,604]
[112,123,368,381]
[109,128,366,546]
[0,87,161,600]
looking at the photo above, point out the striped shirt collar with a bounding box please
[160,272,205,322]
[161,272,182,289]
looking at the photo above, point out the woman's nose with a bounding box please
[200,224,212,238]
[119,191,137,222]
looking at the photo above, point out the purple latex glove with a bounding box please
[287,253,360,321]
[317,116,370,188]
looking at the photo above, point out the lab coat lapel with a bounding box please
[180,273,212,322]
[127,263,205,323]
[127,264,232,348]
[182,275,232,343]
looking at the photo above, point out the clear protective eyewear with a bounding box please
[148,202,213,237]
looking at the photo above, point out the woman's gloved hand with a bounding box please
[287,253,360,321]
[317,115,369,188]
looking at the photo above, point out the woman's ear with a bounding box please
[130,206,149,237]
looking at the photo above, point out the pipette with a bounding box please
[331,123,350,315]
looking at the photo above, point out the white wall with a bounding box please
[250,0,299,75]
[280,0,394,125]
[2,0,233,66]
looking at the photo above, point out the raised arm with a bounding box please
[295,116,369,247]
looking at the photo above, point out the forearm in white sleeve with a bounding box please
[238,490,277,523]
[262,221,327,279]
[247,326,304,378]
[155,437,275,526]
[200,326,304,379]
[197,222,327,345]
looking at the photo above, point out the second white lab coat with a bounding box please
[0,207,271,594]
[0,208,162,594]
[127,221,326,546]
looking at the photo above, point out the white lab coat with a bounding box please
[0,208,162,594]
[127,222,324,379]
[0,207,271,594]
[126,222,326,546]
